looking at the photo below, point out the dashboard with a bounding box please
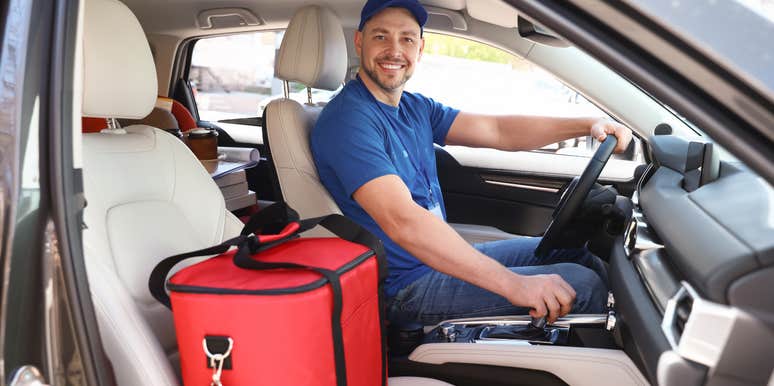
[612,135,774,385]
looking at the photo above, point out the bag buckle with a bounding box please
[203,336,233,386]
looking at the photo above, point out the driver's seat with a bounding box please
[263,4,345,237]
[263,5,515,244]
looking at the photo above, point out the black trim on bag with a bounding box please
[166,250,375,295]
[377,266,389,386]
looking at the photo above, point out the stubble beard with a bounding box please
[361,59,412,94]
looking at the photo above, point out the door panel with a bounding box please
[437,148,560,236]
[437,146,639,236]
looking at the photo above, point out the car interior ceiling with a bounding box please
[67,1,774,386]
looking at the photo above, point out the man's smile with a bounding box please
[378,61,406,72]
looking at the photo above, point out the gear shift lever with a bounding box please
[478,315,555,343]
[530,316,547,329]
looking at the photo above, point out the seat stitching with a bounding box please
[313,8,323,87]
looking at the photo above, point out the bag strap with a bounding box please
[239,201,299,236]
[231,207,386,386]
[148,203,386,308]
[229,211,385,386]
[231,249,348,386]
[148,234,244,308]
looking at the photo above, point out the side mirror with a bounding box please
[517,15,570,48]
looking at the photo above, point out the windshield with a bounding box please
[627,0,774,100]
[738,0,774,22]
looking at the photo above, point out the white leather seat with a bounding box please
[264,5,345,238]
[80,1,451,385]
[81,0,243,385]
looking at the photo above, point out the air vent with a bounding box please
[662,282,698,349]
[674,295,693,334]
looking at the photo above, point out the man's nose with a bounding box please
[385,38,403,57]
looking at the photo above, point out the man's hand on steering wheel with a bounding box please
[590,118,632,153]
[535,119,632,257]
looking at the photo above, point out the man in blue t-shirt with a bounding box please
[311,0,632,325]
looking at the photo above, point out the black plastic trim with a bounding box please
[609,238,670,384]
[167,250,374,295]
[632,248,680,314]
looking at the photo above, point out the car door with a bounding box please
[1,0,111,384]
[407,33,644,236]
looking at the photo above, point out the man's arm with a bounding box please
[445,112,632,153]
[353,174,576,322]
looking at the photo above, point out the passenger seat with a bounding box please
[81,0,244,384]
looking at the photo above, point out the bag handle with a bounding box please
[239,201,299,236]
[148,202,386,308]
[255,222,300,244]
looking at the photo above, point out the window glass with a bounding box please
[406,33,608,155]
[190,32,281,122]
[625,0,773,93]
[190,31,339,123]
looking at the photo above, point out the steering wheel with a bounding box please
[534,136,618,257]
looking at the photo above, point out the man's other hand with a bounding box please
[506,274,577,323]
[590,119,632,153]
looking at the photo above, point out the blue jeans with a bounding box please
[386,237,609,325]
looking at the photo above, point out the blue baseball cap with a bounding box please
[358,0,428,32]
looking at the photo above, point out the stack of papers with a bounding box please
[205,147,260,211]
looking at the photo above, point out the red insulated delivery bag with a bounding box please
[149,203,388,386]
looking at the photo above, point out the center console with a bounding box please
[422,314,613,348]
[390,314,615,355]
[389,313,650,386]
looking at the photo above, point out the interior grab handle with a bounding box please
[197,8,263,29]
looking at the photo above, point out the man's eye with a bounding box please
[374,35,385,40]
[404,37,414,43]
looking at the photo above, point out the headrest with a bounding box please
[275,5,347,91]
[118,97,178,129]
[82,0,157,119]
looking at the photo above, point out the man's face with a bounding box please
[355,7,424,94]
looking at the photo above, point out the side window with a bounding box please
[407,33,634,159]
[189,31,339,124]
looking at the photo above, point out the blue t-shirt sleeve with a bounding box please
[422,95,459,145]
[313,112,397,198]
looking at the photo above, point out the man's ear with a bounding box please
[354,31,363,58]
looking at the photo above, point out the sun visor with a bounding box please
[467,0,518,28]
